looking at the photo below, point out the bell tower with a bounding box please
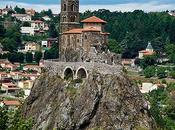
[60,0,80,33]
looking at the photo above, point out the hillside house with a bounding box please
[0,100,21,109]
[139,42,155,59]
[18,80,33,89]
[1,83,20,96]
[12,14,32,22]
[21,27,35,35]
[25,9,35,16]
[0,72,9,80]
[10,71,23,80]
[24,42,41,52]
[23,64,41,72]
[22,73,39,81]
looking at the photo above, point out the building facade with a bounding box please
[60,0,80,34]
[12,14,32,22]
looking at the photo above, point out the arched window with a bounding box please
[63,4,66,11]
[62,16,66,22]
[64,68,74,80]
[76,68,87,79]
[70,16,76,22]
[71,4,75,11]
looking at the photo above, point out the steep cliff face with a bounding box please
[23,69,155,130]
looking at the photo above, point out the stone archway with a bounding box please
[76,68,87,79]
[64,67,74,80]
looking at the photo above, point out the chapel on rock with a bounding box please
[59,0,120,64]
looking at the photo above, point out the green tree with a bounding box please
[0,107,8,130]
[48,22,58,38]
[0,24,6,38]
[14,6,26,14]
[2,38,17,52]
[157,67,167,79]
[170,71,175,79]
[34,51,42,63]
[165,44,175,63]
[108,39,122,54]
[140,55,157,69]
[17,52,25,63]
[143,66,156,78]
[25,52,33,63]
[44,43,59,59]
[9,109,33,130]
[8,53,24,63]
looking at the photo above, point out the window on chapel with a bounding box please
[63,4,66,11]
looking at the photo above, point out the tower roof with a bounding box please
[81,16,107,24]
[146,42,153,50]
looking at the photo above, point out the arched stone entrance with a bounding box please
[64,67,74,80]
[76,68,87,79]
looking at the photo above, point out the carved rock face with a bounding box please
[22,68,155,130]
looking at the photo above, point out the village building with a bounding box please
[0,72,10,80]
[42,15,51,21]
[23,64,41,72]
[21,20,48,35]
[122,59,135,67]
[139,42,155,59]
[5,63,17,71]
[59,0,119,64]
[21,26,35,35]
[22,73,39,81]
[0,59,10,68]
[24,42,41,52]
[10,71,23,80]
[25,9,36,16]
[0,100,21,109]
[18,80,34,89]
[1,6,12,15]
[31,20,47,31]
[1,83,20,96]
[42,38,58,49]
[12,14,32,22]
[140,82,167,93]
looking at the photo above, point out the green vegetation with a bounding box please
[144,66,156,78]
[8,52,25,63]
[147,83,175,130]
[25,52,33,63]
[108,39,123,54]
[34,51,42,63]
[0,107,33,130]
[44,43,59,59]
[14,6,26,14]
[1,24,22,52]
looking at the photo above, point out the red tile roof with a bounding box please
[2,83,16,87]
[81,16,107,24]
[1,100,21,106]
[63,27,101,34]
[32,20,43,23]
[64,29,83,34]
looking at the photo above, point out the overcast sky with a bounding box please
[0,0,175,13]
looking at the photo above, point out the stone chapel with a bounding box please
[59,0,120,64]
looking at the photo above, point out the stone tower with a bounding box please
[60,0,80,34]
